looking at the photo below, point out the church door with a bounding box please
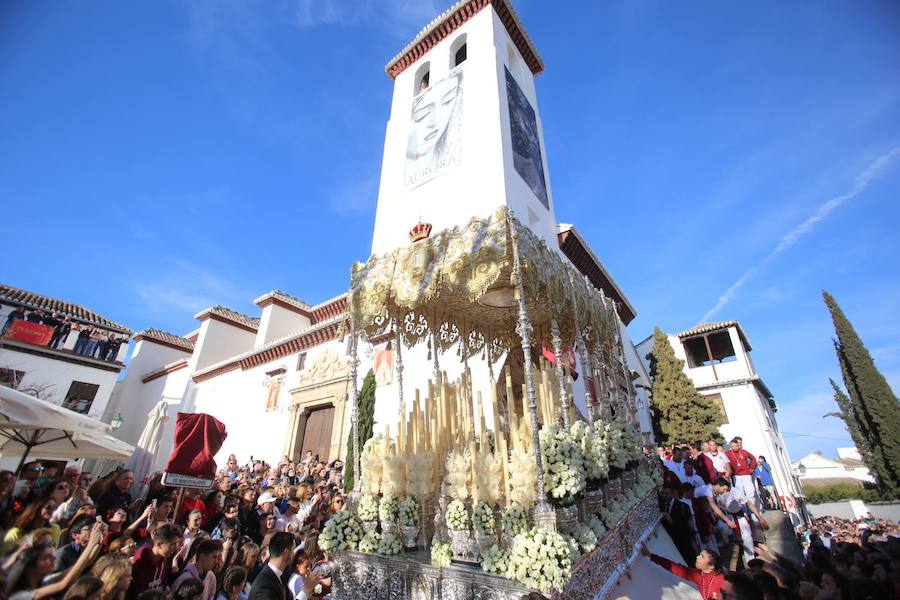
[300,405,335,463]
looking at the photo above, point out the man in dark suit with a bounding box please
[249,532,321,600]
[659,483,700,566]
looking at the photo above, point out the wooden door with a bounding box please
[301,405,335,463]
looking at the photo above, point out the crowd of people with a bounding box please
[0,439,895,600]
[0,451,348,600]
[1,307,127,362]
[643,435,899,599]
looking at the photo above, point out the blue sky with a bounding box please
[2,1,898,459]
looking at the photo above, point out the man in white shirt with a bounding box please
[664,446,687,483]
[710,477,768,565]
[704,440,732,478]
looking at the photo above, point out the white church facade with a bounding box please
[107,0,659,478]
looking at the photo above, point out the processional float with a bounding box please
[329,208,662,600]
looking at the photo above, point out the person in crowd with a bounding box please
[659,483,700,566]
[96,471,134,519]
[96,557,132,600]
[704,439,732,479]
[246,492,276,545]
[63,575,104,600]
[103,505,154,551]
[642,544,724,600]
[172,540,222,600]
[3,498,60,553]
[2,305,27,335]
[754,455,779,510]
[25,309,44,324]
[173,579,205,600]
[53,516,95,573]
[215,565,247,600]
[6,521,104,600]
[664,445,687,482]
[708,477,769,565]
[126,523,180,600]
[725,436,759,509]
[248,532,321,600]
[50,316,72,349]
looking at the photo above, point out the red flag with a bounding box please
[164,413,227,479]
[540,345,579,380]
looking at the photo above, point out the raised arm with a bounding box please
[33,521,105,600]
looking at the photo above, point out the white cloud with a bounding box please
[131,257,254,318]
[699,146,900,323]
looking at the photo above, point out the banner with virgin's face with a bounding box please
[405,66,464,189]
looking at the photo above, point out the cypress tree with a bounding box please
[647,327,724,445]
[824,291,900,491]
[828,378,877,475]
[344,369,376,492]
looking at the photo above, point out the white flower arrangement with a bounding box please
[431,541,452,567]
[360,435,386,496]
[399,496,420,527]
[570,420,609,487]
[377,532,403,555]
[444,450,471,501]
[572,523,597,554]
[358,531,380,553]
[539,424,586,504]
[562,533,581,562]
[588,515,607,540]
[599,497,627,529]
[506,528,573,595]
[319,510,363,555]
[605,416,642,472]
[356,493,378,522]
[604,418,627,472]
[502,503,528,537]
[472,501,495,535]
[446,499,469,532]
[481,543,509,574]
[507,449,537,508]
[379,494,399,523]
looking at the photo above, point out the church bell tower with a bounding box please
[370,0,559,255]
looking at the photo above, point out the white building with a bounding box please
[792,447,875,488]
[108,0,656,477]
[0,283,131,422]
[636,321,804,518]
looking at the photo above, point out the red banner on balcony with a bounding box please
[541,344,579,380]
[4,321,53,346]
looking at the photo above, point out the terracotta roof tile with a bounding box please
[253,290,311,311]
[194,305,260,330]
[0,283,131,333]
[133,328,195,352]
[677,321,752,351]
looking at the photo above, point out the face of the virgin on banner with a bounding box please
[410,74,460,159]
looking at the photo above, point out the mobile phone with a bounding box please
[96,515,103,523]
[151,499,157,508]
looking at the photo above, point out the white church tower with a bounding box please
[371,0,559,255]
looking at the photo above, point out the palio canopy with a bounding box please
[0,385,134,467]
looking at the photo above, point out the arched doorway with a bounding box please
[296,404,335,464]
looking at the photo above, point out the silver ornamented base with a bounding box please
[583,488,604,516]
[403,526,419,550]
[382,519,399,536]
[332,550,525,600]
[448,530,477,566]
[555,504,579,534]
[363,521,378,535]
[622,469,637,490]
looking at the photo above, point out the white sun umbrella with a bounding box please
[0,385,135,473]
[126,400,170,498]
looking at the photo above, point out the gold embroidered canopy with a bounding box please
[347,207,622,356]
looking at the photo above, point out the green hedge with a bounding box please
[803,482,898,504]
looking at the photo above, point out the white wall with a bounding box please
[192,319,256,371]
[254,305,311,349]
[0,347,119,421]
[371,6,559,257]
